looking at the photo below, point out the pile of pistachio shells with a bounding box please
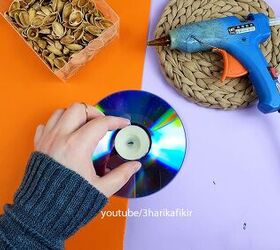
[6,0,113,71]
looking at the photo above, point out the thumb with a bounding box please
[94,161,141,197]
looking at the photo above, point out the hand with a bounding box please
[34,103,141,198]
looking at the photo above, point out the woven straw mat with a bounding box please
[155,0,280,109]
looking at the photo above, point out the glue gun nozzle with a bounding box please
[147,35,171,47]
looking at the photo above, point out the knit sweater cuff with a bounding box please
[4,152,108,241]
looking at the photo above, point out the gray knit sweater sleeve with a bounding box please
[0,152,108,249]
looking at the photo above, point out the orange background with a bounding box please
[0,0,150,249]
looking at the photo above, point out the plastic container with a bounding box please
[0,0,119,81]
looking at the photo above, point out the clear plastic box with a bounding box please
[0,0,119,81]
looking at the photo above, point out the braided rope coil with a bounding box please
[155,0,280,109]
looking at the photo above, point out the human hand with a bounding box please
[34,103,141,197]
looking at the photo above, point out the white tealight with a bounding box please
[114,125,151,160]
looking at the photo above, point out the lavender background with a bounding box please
[125,0,280,249]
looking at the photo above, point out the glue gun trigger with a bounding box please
[213,48,248,83]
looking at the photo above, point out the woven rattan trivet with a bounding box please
[155,0,280,109]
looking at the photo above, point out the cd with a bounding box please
[92,90,187,198]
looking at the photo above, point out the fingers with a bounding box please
[56,103,105,134]
[94,161,141,197]
[72,116,130,152]
[45,109,65,131]
[34,124,45,149]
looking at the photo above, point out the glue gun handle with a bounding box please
[233,45,280,113]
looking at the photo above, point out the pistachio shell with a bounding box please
[54,57,67,69]
[66,44,83,51]
[69,11,83,27]
[44,12,58,26]
[93,8,103,18]
[82,4,90,15]
[99,19,113,29]
[37,39,47,49]
[50,0,66,13]
[44,36,54,45]
[31,15,44,28]
[33,42,40,53]
[28,8,36,21]
[19,1,28,9]
[7,9,18,19]
[49,53,56,60]
[87,1,96,11]
[89,14,96,25]
[57,0,65,13]
[84,12,91,23]
[39,28,51,35]
[52,0,59,12]
[32,2,41,11]
[45,56,54,69]
[85,25,102,35]
[73,28,84,40]
[41,6,51,15]
[8,0,21,13]
[18,10,30,27]
[42,49,50,58]
[83,32,95,42]
[55,41,63,50]
[36,10,46,16]
[63,22,77,29]
[77,0,88,9]
[93,17,103,28]
[60,35,75,44]
[62,3,72,22]
[27,27,38,40]
[63,47,70,55]
[52,21,65,38]
[19,28,27,38]
[71,0,79,6]
[13,11,22,26]
[47,44,63,56]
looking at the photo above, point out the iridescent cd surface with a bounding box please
[92,90,187,198]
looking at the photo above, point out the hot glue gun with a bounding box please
[148,13,280,114]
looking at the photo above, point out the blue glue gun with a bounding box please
[148,13,280,114]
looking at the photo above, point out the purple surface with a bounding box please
[125,1,280,250]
